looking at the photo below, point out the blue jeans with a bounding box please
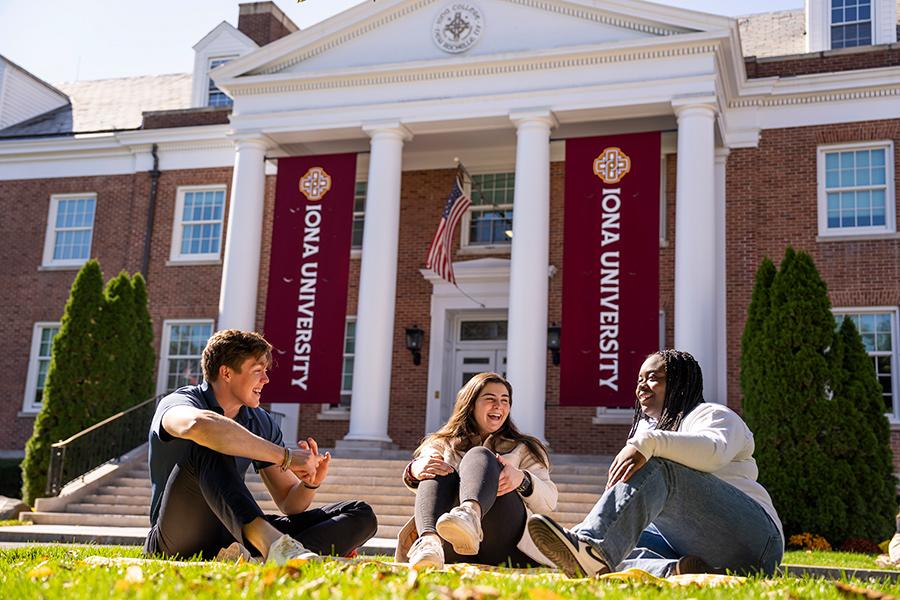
[571,458,783,577]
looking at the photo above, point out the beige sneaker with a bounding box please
[889,532,900,563]
[408,534,445,570]
[436,504,483,555]
[266,534,319,565]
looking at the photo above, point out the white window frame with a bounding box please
[350,182,366,251]
[169,185,227,263]
[833,307,900,423]
[156,319,215,395]
[817,141,896,239]
[460,171,514,252]
[42,193,97,268]
[22,322,60,414]
[320,316,355,419]
[207,55,236,108]
[829,0,875,49]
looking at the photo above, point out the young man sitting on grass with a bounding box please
[143,329,377,563]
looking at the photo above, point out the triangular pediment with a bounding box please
[216,0,732,80]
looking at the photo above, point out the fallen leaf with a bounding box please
[835,581,898,599]
[27,563,53,579]
[529,589,566,600]
[452,585,501,599]
[124,565,144,584]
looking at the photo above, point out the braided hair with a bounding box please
[627,349,705,437]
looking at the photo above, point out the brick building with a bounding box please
[0,1,898,465]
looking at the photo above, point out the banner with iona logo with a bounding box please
[264,154,357,404]
[560,133,661,407]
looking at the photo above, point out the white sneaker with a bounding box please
[436,504,483,555]
[408,534,445,570]
[889,532,900,563]
[266,534,319,565]
[527,514,610,578]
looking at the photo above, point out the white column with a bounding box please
[218,137,268,330]
[714,148,730,405]
[506,110,556,441]
[343,123,411,445]
[217,137,300,445]
[673,99,717,401]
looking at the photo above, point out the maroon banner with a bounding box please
[559,132,661,407]
[263,153,357,403]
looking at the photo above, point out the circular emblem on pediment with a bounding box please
[432,3,484,54]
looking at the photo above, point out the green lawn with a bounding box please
[1,545,899,599]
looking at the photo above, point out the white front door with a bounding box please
[442,315,508,424]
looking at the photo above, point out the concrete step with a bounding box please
[97,486,150,497]
[83,495,150,506]
[68,504,150,516]
[23,512,150,527]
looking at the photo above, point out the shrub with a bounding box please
[20,263,157,506]
[21,261,105,505]
[742,248,897,545]
[787,533,832,552]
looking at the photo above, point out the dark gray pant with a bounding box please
[144,443,377,559]
[414,446,535,567]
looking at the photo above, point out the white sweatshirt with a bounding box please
[627,402,783,540]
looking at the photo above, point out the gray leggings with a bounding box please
[414,446,535,567]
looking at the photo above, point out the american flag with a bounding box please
[425,172,471,284]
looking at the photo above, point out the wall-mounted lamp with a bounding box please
[405,325,425,366]
[547,324,561,366]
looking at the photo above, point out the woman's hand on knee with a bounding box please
[606,445,647,490]
[496,454,524,496]
[410,455,455,480]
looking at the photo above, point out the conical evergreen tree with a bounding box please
[95,272,135,419]
[827,317,896,543]
[740,257,776,419]
[742,248,844,541]
[131,273,156,405]
[21,260,105,505]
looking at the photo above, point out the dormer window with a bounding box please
[207,56,236,107]
[831,0,872,48]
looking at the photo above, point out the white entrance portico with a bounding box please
[212,0,749,442]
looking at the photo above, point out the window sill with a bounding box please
[17,410,39,418]
[457,245,512,256]
[350,249,362,260]
[318,409,350,421]
[816,232,900,243]
[591,411,634,425]
[166,258,223,267]
[38,264,84,271]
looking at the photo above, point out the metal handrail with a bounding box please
[46,395,160,496]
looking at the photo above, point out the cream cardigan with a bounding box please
[394,436,558,565]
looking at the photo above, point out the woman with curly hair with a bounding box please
[528,350,783,578]
[396,372,558,569]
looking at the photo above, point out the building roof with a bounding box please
[738,9,807,58]
[0,73,191,137]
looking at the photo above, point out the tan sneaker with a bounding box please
[216,541,252,563]
[889,532,900,563]
[408,534,445,570]
[436,504,483,555]
[266,534,319,565]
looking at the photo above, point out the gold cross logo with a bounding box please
[299,167,332,201]
[593,147,632,184]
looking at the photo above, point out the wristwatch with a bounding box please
[516,470,533,496]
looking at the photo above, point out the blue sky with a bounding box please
[0,0,802,84]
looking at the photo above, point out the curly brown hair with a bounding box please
[201,330,272,383]
[416,372,549,468]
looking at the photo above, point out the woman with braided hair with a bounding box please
[528,350,783,578]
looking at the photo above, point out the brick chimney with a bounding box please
[238,2,299,47]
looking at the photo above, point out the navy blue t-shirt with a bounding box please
[147,381,284,525]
